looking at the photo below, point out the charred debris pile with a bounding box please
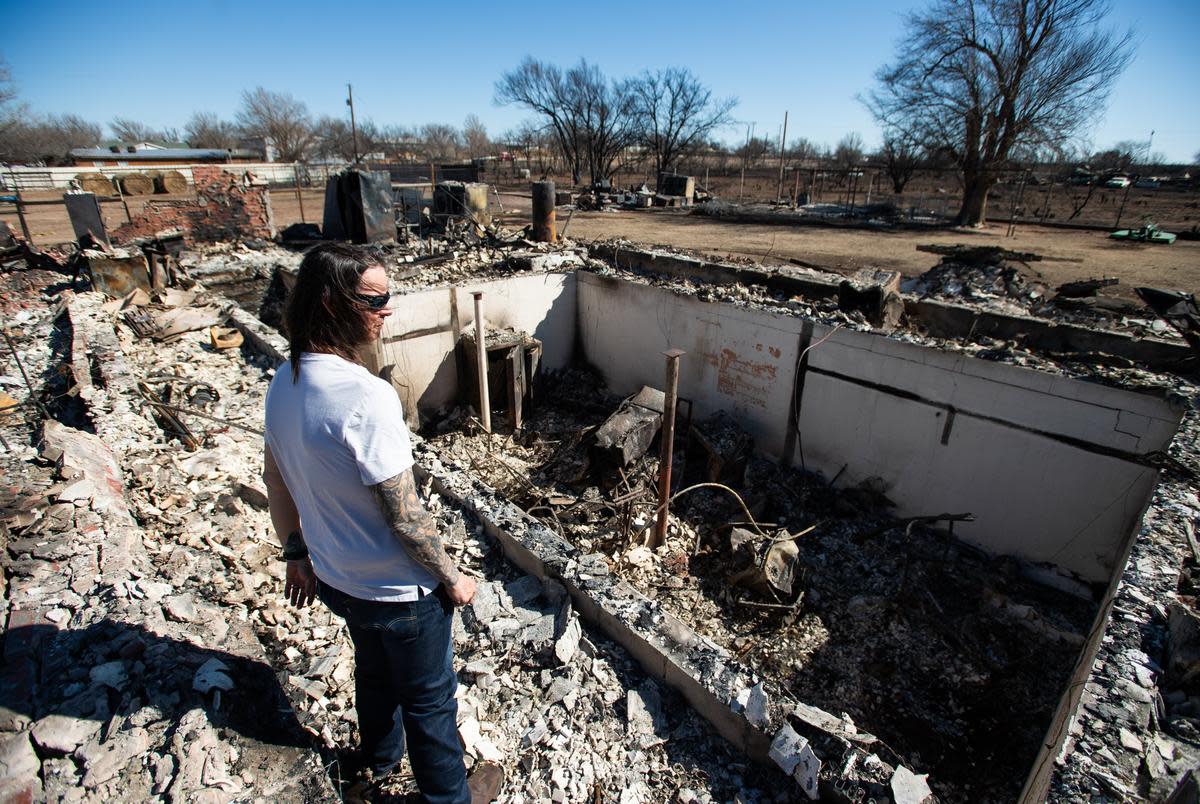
[427,366,1099,802]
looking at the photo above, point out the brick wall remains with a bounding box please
[112,165,275,245]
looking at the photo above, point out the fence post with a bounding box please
[6,167,33,244]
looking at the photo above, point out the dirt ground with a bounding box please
[6,185,1198,301]
[493,190,1200,301]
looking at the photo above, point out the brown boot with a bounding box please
[466,761,504,803]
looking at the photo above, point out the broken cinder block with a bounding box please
[768,723,821,800]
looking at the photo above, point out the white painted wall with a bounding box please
[576,272,799,457]
[374,269,1181,583]
[575,272,1183,584]
[370,273,576,425]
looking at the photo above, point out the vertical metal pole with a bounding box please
[738,124,750,203]
[472,292,491,432]
[653,349,685,547]
[1114,179,1134,230]
[776,111,788,204]
[347,83,359,165]
[792,169,801,208]
[111,171,133,223]
[293,162,306,223]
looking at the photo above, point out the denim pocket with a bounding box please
[381,610,418,631]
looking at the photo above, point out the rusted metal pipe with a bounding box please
[531,180,556,243]
[653,348,685,547]
[472,291,491,432]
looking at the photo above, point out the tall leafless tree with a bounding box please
[785,137,820,167]
[462,114,490,158]
[571,62,638,185]
[0,114,102,164]
[834,132,865,170]
[867,0,1134,225]
[0,58,17,133]
[881,130,921,193]
[736,136,772,168]
[496,58,584,183]
[236,87,314,162]
[628,67,735,184]
[184,112,238,150]
[496,58,636,185]
[420,123,462,162]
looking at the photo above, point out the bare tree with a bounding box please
[834,132,865,170]
[735,136,772,168]
[867,0,1134,225]
[462,114,490,158]
[236,87,314,162]
[420,123,462,162]
[571,62,638,185]
[185,112,238,150]
[786,137,820,166]
[496,59,583,182]
[313,116,355,161]
[109,117,174,143]
[0,113,102,164]
[496,58,636,185]
[628,67,735,183]
[0,58,16,131]
[881,130,920,193]
[376,124,418,161]
[312,116,384,161]
[501,120,557,174]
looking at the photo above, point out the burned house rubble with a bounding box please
[1,213,1198,804]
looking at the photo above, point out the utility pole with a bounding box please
[738,123,753,203]
[346,83,360,165]
[776,111,788,204]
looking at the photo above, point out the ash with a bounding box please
[429,368,1101,802]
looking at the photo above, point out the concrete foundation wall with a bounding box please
[575,272,1183,584]
[370,273,576,424]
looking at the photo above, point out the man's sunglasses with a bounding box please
[354,292,391,310]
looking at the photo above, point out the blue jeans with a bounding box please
[318,580,469,804]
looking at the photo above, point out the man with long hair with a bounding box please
[261,243,481,802]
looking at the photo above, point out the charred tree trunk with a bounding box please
[956,171,994,226]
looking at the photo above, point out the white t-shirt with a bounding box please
[264,352,438,602]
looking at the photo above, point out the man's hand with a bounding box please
[444,574,477,606]
[285,558,317,607]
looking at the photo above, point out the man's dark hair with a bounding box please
[284,243,377,380]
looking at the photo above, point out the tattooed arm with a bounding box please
[370,470,476,605]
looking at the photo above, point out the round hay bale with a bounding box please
[75,173,114,195]
[156,170,188,195]
[119,173,154,195]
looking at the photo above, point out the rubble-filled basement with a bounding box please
[2,224,1199,803]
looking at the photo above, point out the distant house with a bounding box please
[70,142,260,166]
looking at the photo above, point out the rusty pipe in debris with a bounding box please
[472,292,491,432]
[653,349,685,547]
[531,180,556,243]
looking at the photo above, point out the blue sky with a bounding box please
[5,0,1198,162]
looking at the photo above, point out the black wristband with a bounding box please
[281,529,308,561]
